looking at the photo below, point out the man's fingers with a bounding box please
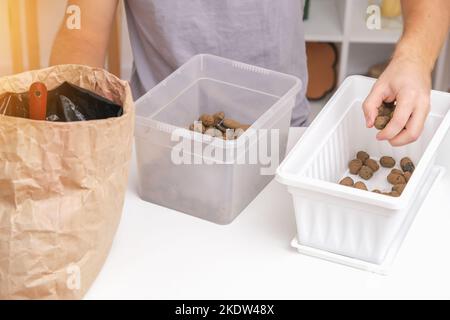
[362,83,393,128]
[376,95,415,141]
[389,102,429,146]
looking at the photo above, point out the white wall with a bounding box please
[0,0,133,79]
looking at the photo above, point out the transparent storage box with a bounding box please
[277,76,450,267]
[135,54,301,224]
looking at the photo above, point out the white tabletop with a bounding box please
[86,128,450,300]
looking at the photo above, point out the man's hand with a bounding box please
[363,50,431,146]
[50,0,119,67]
[362,0,449,146]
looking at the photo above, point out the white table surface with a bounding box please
[86,128,450,300]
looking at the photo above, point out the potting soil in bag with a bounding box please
[0,65,134,299]
[0,81,123,121]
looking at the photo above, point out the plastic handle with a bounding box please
[29,82,48,121]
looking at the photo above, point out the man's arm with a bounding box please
[50,0,119,67]
[363,0,450,146]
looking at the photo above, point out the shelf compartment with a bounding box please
[304,0,344,42]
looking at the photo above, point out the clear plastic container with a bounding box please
[277,76,450,264]
[135,54,301,224]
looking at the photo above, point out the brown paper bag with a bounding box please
[0,65,134,299]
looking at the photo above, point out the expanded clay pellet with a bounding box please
[387,172,407,185]
[364,158,379,172]
[404,171,412,182]
[213,111,225,125]
[380,156,396,168]
[400,157,415,173]
[378,104,393,116]
[357,151,370,162]
[375,101,396,130]
[389,191,401,197]
[374,116,390,130]
[199,114,215,127]
[392,184,406,194]
[223,118,251,131]
[223,118,242,130]
[359,166,374,180]
[349,159,363,175]
[354,181,368,190]
[339,177,354,187]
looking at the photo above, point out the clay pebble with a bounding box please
[400,157,415,173]
[339,177,354,187]
[354,181,368,190]
[392,184,406,194]
[359,165,374,180]
[380,156,395,168]
[374,116,390,130]
[357,151,370,162]
[364,158,380,172]
[387,172,407,185]
[349,159,363,175]
[199,114,215,127]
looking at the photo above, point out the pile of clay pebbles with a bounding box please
[339,151,415,197]
[375,101,396,130]
[188,112,251,140]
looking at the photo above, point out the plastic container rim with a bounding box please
[135,54,302,150]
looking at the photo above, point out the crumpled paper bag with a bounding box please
[0,65,134,299]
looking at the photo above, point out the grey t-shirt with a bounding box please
[125,0,309,126]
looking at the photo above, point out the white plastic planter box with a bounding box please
[277,76,450,267]
[135,54,301,224]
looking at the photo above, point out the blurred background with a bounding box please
[0,0,133,79]
[1,0,449,121]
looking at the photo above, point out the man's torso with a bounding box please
[125,0,309,125]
